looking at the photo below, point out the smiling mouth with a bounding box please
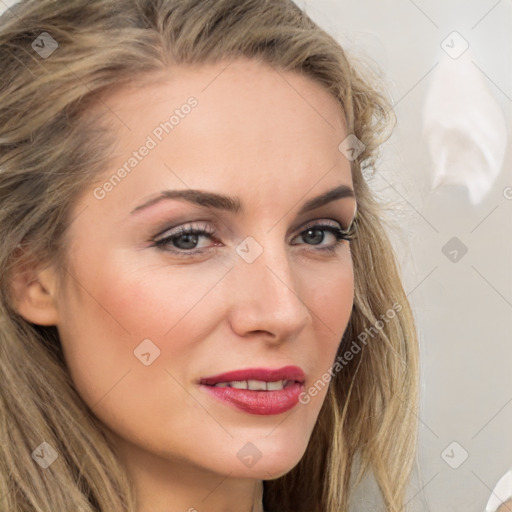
[198,366,306,415]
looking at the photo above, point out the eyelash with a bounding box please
[151,220,357,258]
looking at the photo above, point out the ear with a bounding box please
[9,251,60,326]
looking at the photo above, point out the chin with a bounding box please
[218,435,309,480]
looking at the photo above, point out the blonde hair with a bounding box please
[0,0,420,510]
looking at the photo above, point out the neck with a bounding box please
[110,433,265,512]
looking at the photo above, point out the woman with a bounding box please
[0,0,420,511]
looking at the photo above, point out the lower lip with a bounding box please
[200,382,304,415]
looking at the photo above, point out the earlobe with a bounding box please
[10,260,61,326]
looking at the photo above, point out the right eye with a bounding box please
[152,223,221,256]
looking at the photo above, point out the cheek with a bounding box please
[298,257,354,406]
[306,252,354,338]
[55,253,228,417]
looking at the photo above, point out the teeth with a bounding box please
[248,379,267,390]
[266,380,285,391]
[212,380,287,390]
[230,380,248,389]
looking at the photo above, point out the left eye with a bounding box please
[292,224,350,247]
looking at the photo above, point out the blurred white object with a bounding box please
[486,470,512,512]
[423,52,507,205]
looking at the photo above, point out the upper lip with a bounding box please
[199,365,306,386]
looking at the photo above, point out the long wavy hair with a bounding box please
[0,1,420,510]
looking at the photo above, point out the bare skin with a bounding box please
[497,499,512,512]
[13,58,357,512]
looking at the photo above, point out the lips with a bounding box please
[199,365,306,416]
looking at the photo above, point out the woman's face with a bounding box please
[54,58,356,483]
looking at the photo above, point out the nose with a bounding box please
[226,240,312,342]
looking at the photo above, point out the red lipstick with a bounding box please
[199,365,306,416]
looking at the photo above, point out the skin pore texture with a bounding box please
[31,58,357,512]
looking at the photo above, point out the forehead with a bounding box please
[84,58,352,217]
[104,57,347,154]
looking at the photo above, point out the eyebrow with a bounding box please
[130,184,355,216]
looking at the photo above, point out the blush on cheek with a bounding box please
[88,253,231,338]
[306,268,353,382]
[57,255,227,406]
[307,265,353,331]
